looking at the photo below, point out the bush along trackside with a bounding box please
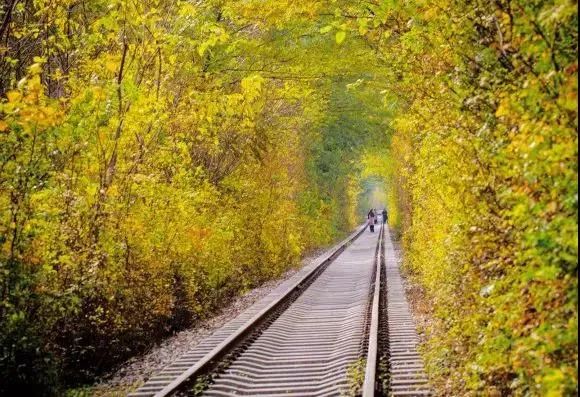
[0,1,387,394]
[329,0,578,394]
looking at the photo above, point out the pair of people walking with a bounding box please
[367,208,388,232]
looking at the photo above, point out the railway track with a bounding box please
[129,224,429,397]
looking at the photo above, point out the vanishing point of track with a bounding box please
[129,224,429,397]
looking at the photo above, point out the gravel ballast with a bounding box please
[87,249,329,397]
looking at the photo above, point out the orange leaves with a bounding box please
[1,64,62,134]
[186,226,212,249]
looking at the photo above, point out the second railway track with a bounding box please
[129,224,429,397]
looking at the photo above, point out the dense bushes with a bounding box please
[330,0,578,394]
[1,0,576,395]
[0,1,381,393]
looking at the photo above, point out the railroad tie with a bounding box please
[203,230,379,396]
[384,228,430,396]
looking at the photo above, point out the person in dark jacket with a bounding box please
[367,209,376,232]
[382,209,388,224]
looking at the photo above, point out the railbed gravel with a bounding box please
[87,248,329,397]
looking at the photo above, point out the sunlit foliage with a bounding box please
[0,0,576,395]
[0,0,381,393]
[331,0,578,394]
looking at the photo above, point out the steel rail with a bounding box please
[202,226,380,396]
[130,223,431,397]
[362,224,383,396]
[129,225,367,397]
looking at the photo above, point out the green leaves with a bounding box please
[320,25,333,34]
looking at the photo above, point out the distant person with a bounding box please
[367,209,376,232]
[382,209,388,224]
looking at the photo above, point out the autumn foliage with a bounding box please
[0,0,577,396]
[340,1,577,395]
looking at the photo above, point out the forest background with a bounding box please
[0,0,577,396]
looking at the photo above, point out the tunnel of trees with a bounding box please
[0,0,577,395]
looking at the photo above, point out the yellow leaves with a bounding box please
[178,2,197,17]
[423,6,440,21]
[27,74,43,96]
[186,227,211,250]
[28,62,43,75]
[320,22,352,42]
[346,79,364,90]
[232,0,322,28]
[545,201,558,213]
[240,74,265,101]
[358,19,369,36]
[197,25,229,56]
[6,91,21,103]
[2,73,61,133]
[197,42,210,57]
[539,368,568,397]
[105,56,118,73]
[0,0,573,393]
[91,86,106,101]
[392,116,416,134]
[557,70,578,111]
[495,98,511,118]
[28,56,45,76]
[320,25,333,34]
[28,63,42,74]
